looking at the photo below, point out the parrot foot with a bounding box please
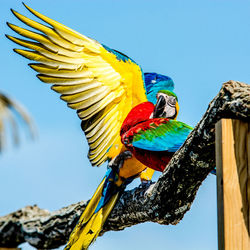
[108,151,132,173]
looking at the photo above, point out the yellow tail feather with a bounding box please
[79,177,106,225]
[66,192,119,250]
[65,176,106,248]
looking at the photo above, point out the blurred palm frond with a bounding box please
[0,92,36,152]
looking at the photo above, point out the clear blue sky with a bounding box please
[1,0,250,249]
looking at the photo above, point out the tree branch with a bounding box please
[1,81,249,249]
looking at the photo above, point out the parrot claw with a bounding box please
[121,150,133,160]
[108,151,132,172]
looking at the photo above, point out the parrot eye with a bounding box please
[167,96,176,107]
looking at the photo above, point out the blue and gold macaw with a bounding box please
[7,4,180,249]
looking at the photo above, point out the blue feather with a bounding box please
[132,120,192,152]
[94,166,137,213]
[102,44,133,63]
[144,73,175,104]
[94,168,116,213]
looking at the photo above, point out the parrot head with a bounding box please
[153,90,179,119]
[144,73,174,104]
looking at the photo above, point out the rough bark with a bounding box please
[0,81,249,249]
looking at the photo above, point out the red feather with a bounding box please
[120,102,154,136]
[120,102,173,172]
[121,118,169,147]
[130,147,173,172]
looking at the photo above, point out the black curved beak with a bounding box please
[153,95,166,118]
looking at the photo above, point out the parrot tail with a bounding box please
[64,168,123,250]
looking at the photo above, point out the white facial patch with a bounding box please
[155,93,177,118]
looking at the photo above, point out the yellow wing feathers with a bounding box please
[7,4,147,166]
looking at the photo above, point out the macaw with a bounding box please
[7,3,180,249]
[121,91,193,172]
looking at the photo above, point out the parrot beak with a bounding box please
[153,95,166,118]
[153,94,177,119]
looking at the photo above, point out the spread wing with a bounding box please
[122,119,193,152]
[7,3,148,166]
